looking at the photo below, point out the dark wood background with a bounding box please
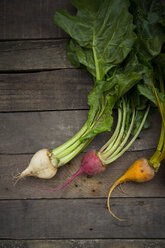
[0,1,165,247]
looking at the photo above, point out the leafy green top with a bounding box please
[54,0,165,142]
[130,0,165,58]
[55,0,136,80]
[130,0,165,169]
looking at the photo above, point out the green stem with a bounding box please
[56,20,105,165]
[55,139,82,160]
[49,19,111,168]
[157,125,164,152]
[104,102,135,162]
[99,107,122,153]
[149,124,164,166]
[101,98,126,159]
[51,94,106,167]
[104,104,150,164]
[52,122,88,157]
[157,68,165,162]
[151,81,165,132]
[93,24,101,81]
[149,76,165,166]
[59,138,93,166]
[97,98,107,121]
[93,47,100,80]
[57,112,102,160]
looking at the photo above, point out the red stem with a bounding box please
[42,167,84,191]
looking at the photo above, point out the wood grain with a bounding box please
[0,111,161,154]
[0,198,165,239]
[0,69,92,112]
[0,40,73,72]
[0,239,165,248]
[0,0,164,243]
[1,149,165,199]
[1,0,164,41]
[0,0,74,40]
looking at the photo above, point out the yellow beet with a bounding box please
[107,158,155,221]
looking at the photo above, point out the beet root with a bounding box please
[43,150,106,191]
[14,149,58,184]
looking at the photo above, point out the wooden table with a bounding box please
[0,1,165,247]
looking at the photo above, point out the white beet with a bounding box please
[19,149,57,179]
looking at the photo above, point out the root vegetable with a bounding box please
[18,0,138,181]
[107,158,154,221]
[16,149,57,180]
[43,150,105,191]
[42,96,150,191]
[107,67,165,221]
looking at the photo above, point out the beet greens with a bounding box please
[19,0,143,180]
[106,0,165,220]
[43,0,165,191]
[18,0,165,185]
[43,92,151,191]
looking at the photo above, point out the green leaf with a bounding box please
[81,80,118,140]
[107,52,149,98]
[132,109,151,135]
[68,39,96,76]
[130,0,165,57]
[55,0,164,144]
[154,53,165,68]
[55,0,136,80]
[124,97,133,134]
[137,75,165,106]
[82,53,148,140]
[121,88,151,135]
[66,40,80,68]
[71,0,101,12]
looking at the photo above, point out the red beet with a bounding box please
[81,150,105,175]
[43,150,106,191]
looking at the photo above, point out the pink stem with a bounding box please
[42,167,84,191]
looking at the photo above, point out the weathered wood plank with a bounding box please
[0,239,165,248]
[0,198,165,239]
[0,111,161,154]
[0,0,165,40]
[0,69,92,112]
[0,0,74,40]
[1,149,165,199]
[0,40,73,72]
